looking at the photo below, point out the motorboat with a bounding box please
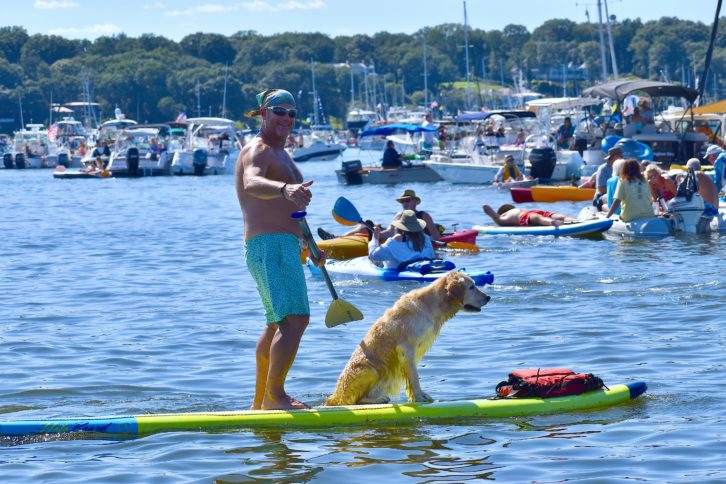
[10,124,56,168]
[170,117,239,175]
[582,79,702,168]
[106,124,174,176]
[336,123,442,184]
[424,153,500,184]
[336,159,442,185]
[346,108,380,131]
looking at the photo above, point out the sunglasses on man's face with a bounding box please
[267,106,297,118]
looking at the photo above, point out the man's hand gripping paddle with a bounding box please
[291,211,364,327]
[331,196,481,252]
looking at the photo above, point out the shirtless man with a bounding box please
[685,158,719,209]
[483,203,577,227]
[236,88,320,410]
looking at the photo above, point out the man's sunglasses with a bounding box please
[267,106,297,118]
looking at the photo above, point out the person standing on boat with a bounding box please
[236,88,322,411]
[704,144,726,194]
[556,117,575,149]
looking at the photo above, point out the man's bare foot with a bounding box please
[261,395,311,410]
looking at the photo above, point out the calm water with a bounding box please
[1,150,725,483]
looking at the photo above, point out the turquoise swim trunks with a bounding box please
[245,233,309,324]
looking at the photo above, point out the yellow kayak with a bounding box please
[302,235,369,261]
[531,186,596,202]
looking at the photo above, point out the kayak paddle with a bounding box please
[332,196,480,252]
[291,211,364,327]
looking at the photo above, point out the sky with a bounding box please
[3,0,721,41]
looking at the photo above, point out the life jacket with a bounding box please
[503,163,520,181]
[496,368,606,398]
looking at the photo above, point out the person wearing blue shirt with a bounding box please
[705,144,726,193]
[556,117,575,149]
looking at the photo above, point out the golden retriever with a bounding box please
[324,271,491,406]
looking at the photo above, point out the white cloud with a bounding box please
[242,1,325,12]
[164,0,325,16]
[48,24,123,38]
[164,3,241,17]
[143,2,166,9]
[34,0,80,8]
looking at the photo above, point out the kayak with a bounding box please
[316,235,369,260]
[531,186,596,202]
[0,382,646,438]
[308,256,494,285]
[313,230,479,261]
[439,229,478,245]
[473,218,613,236]
[511,186,596,203]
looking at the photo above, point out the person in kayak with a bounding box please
[317,189,442,242]
[368,210,435,269]
[482,203,578,227]
[236,88,323,411]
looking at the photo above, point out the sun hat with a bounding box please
[395,189,421,204]
[391,210,426,232]
[505,154,514,162]
[705,144,722,157]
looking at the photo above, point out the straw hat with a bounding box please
[395,189,421,204]
[391,210,426,233]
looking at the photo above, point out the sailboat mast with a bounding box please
[310,58,319,126]
[422,34,429,108]
[596,0,609,81]
[463,0,472,109]
[604,0,619,79]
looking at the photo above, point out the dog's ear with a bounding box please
[444,271,467,303]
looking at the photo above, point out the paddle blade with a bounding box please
[332,197,363,226]
[325,298,364,327]
[333,212,358,226]
[445,241,481,252]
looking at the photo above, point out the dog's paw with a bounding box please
[414,391,433,403]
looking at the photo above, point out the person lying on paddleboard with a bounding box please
[482,203,577,227]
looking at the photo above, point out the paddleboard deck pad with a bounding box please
[473,218,613,236]
[0,382,646,438]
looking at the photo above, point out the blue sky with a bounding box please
[4,0,721,41]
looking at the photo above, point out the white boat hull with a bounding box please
[424,160,499,184]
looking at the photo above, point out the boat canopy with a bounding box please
[359,123,436,138]
[526,97,601,112]
[455,110,536,122]
[582,79,698,103]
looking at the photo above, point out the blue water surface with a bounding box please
[1,150,725,483]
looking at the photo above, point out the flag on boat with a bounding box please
[176,112,187,123]
[48,123,58,142]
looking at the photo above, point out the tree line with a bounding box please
[0,15,724,131]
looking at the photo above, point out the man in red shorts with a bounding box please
[483,203,577,227]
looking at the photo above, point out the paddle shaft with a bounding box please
[295,214,340,301]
